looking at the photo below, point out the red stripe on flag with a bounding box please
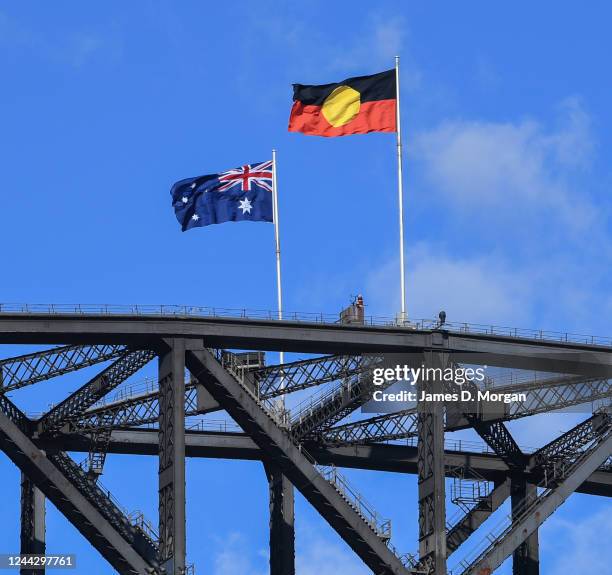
[288,99,397,137]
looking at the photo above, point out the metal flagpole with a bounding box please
[395,55,407,324]
[271,149,286,406]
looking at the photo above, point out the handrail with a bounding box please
[210,350,397,545]
[317,464,392,539]
[0,302,610,347]
[453,424,612,573]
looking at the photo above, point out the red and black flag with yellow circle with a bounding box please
[288,69,397,137]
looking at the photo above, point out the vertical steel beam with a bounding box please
[264,463,295,575]
[511,475,539,575]
[20,473,46,575]
[417,349,447,575]
[158,339,186,575]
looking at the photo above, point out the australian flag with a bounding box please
[171,161,274,231]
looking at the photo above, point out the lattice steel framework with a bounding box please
[0,310,610,575]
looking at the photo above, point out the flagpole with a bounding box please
[271,149,286,405]
[395,55,407,323]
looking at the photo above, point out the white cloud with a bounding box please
[248,8,418,86]
[365,245,533,325]
[412,100,597,232]
[295,526,370,575]
[211,532,267,575]
[355,100,611,334]
[543,506,612,574]
[329,16,405,72]
[208,523,370,575]
[326,16,420,90]
[548,97,594,168]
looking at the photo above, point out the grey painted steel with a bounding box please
[75,355,370,432]
[37,429,612,497]
[323,375,611,446]
[0,406,157,575]
[447,375,612,430]
[264,463,295,575]
[510,477,539,575]
[76,385,197,431]
[1,344,125,392]
[1,311,610,574]
[528,412,610,475]
[1,314,612,376]
[471,421,525,470]
[158,340,186,575]
[290,361,384,439]
[323,410,419,446]
[85,415,115,476]
[76,361,611,439]
[20,474,46,575]
[257,354,366,397]
[417,351,447,574]
[185,348,411,575]
[446,479,511,556]
[461,430,612,575]
[37,349,156,435]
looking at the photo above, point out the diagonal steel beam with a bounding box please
[446,479,511,556]
[322,375,610,447]
[185,348,412,575]
[402,415,609,561]
[447,370,526,470]
[528,412,611,478]
[457,420,612,575]
[37,349,156,436]
[470,420,525,469]
[74,354,383,438]
[448,375,611,430]
[289,368,382,439]
[256,355,369,397]
[322,410,418,445]
[0,344,125,392]
[75,384,200,431]
[74,355,378,434]
[0,395,159,575]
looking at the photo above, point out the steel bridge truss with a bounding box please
[0,318,609,575]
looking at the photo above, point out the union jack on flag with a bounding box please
[170,160,274,231]
[218,160,273,192]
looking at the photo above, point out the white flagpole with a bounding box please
[271,149,285,405]
[395,55,407,323]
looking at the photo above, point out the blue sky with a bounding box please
[0,1,611,574]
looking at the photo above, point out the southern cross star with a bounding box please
[182,197,189,203]
[191,214,200,221]
[238,198,253,214]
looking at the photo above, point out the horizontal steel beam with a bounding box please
[0,315,610,375]
[37,429,612,497]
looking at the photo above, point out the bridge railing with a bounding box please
[0,302,611,347]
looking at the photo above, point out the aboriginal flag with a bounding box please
[288,69,396,137]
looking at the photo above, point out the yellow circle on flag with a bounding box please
[321,85,361,127]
